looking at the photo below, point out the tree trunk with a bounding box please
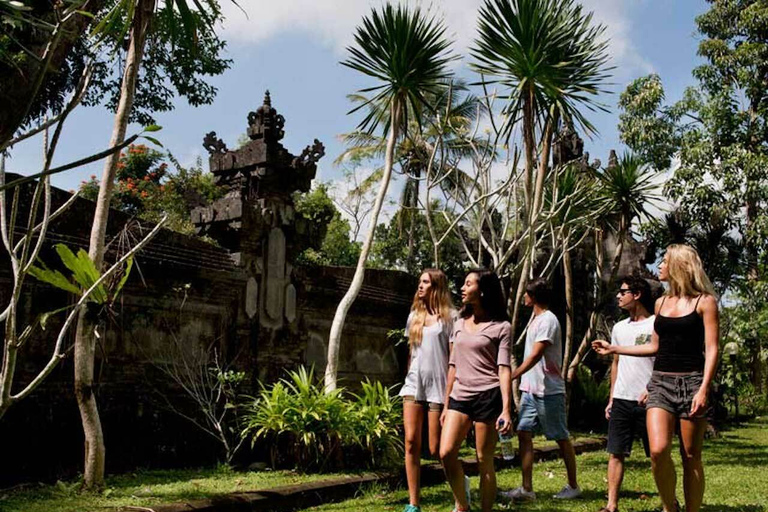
[0,0,106,147]
[561,242,574,379]
[74,0,154,490]
[324,100,402,392]
[509,114,556,334]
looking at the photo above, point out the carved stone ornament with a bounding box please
[203,131,228,155]
[247,90,286,142]
[293,139,326,167]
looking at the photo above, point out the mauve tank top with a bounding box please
[653,295,705,373]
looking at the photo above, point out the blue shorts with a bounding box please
[516,392,570,440]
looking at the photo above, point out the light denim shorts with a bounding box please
[516,392,570,440]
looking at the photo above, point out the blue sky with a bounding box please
[6,0,709,200]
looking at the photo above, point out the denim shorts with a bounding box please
[646,371,709,420]
[516,392,569,440]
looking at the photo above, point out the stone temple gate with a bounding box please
[193,91,325,337]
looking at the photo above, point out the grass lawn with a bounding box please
[303,418,768,512]
[0,466,358,512]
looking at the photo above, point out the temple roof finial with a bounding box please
[264,90,271,107]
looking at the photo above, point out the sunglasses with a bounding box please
[617,288,634,296]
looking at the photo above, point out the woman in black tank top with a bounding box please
[593,244,719,512]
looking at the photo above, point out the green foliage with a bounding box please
[471,0,612,138]
[569,365,610,430]
[29,243,133,306]
[370,204,465,280]
[80,147,223,236]
[350,379,404,467]
[81,0,232,126]
[619,1,768,287]
[341,2,457,133]
[294,184,362,267]
[242,367,403,472]
[592,152,661,227]
[640,208,742,294]
[243,366,353,471]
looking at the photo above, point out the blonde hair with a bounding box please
[664,244,716,298]
[409,269,454,346]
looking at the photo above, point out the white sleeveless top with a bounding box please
[398,313,452,404]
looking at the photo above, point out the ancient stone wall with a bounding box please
[0,176,413,484]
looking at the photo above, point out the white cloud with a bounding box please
[221,0,652,78]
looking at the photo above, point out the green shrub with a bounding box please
[569,365,610,430]
[349,379,403,467]
[243,367,352,471]
[242,367,403,471]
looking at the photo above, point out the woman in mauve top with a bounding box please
[439,269,512,512]
[398,269,455,512]
[594,245,719,512]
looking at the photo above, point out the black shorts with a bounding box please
[607,398,649,457]
[448,386,502,423]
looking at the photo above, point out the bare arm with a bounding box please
[510,341,547,380]
[593,298,662,357]
[609,354,618,399]
[441,343,456,426]
[497,365,512,433]
[691,295,719,416]
[606,354,619,420]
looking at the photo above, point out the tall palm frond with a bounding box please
[341,3,458,135]
[593,152,662,226]
[471,0,612,139]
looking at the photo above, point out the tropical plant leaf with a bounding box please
[114,256,134,300]
[54,244,108,304]
[28,262,81,295]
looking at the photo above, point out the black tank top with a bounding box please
[653,295,705,373]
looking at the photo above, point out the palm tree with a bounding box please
[324,3,456,391]
[564,151,661,384]
[543,163,604,377]
[471,0,611,331]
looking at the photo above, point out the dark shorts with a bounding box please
[647,371,709,420]
[448,386,502,423]
[607,398,649,457]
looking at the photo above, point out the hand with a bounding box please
[638,390,648,406]
[440,407,448,426]
[591,339,613,355]
[605,399,613,420]
[690,388,708,417]
[496,410,512,435]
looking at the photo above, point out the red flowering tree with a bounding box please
[80,145,221,235]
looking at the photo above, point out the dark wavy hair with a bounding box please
[525,278,552,307]
[460,269,509,321]
[619,275,655,313]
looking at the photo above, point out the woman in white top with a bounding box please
[399,269,454,512]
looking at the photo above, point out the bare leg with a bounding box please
[648,407,678,511]
[556,438,579,489]
[403,402,425,506]
[474,421,498,512]
[606,454,625,511]
[679,418,707,512]
[427,409,442,458]
[440,410,473,511]
[518,430,534,491]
